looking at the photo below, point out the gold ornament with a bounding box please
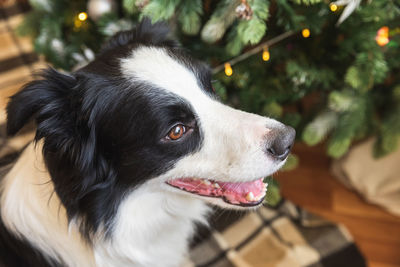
[235,0,253,20]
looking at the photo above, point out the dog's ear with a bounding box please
[6,68,76,136]
[7,68,118,236]
[99,18,178,55]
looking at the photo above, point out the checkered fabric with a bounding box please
[0,0,46,127]
[186,203,366,267]
[0,1,366,266]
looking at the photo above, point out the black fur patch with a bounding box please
[0,217,62,267]
[99,18,179,55]
[5,19,212,241]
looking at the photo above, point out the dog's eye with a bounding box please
[167,125,186,140]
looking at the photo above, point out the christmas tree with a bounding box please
[17,0,400,205]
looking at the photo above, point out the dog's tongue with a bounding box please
[167,178,266,205]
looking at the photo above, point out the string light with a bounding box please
[224,63,233,76]
[74,12,88,31]
[262,47,270,61]
[212,31,295,75]
[78,12,88,21]
[302,28,310,38]
[375,26,389,46]
[330,3,338,12]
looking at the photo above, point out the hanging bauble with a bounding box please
[87,0,116,21]
[235,0,253,21]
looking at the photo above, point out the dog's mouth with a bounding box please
[166,178,267,207]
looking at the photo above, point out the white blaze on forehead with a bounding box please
[119,46,270,131]
[120,46,209,106]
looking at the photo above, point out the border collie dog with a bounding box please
[0,20,295,267]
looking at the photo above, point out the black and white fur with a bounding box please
[0,20,295,267]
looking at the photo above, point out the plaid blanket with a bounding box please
[0,1,366,266]
[187,202,366,267]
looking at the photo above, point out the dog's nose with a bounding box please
[265,125,296,161]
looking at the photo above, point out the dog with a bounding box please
[0,20,295,267]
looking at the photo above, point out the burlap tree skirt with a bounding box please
[332,138,400,217]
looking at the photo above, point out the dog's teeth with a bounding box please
[213,183,220,188]
[202,180,211,186]
[262,183,268,192]
[246,192,255,201]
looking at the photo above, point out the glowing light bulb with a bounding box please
[330,3,338,12]
[78,12,88,21]
[262,48,270,61]
[302,28,310,38]
[376,26,390,47]
[224,63,233,76]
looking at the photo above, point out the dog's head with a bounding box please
[6,20,294,237]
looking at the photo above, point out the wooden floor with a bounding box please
[275,143,400,267]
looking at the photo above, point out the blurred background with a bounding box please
[0,0,399,266]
